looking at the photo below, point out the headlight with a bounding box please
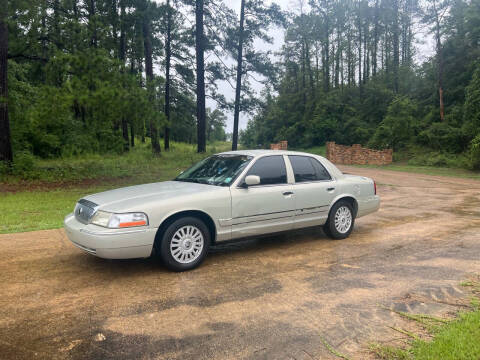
[90,211,148,228]
[90,210,111,227]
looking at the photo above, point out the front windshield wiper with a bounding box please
[174,178,212,185]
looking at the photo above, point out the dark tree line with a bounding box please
[2,0,480,170]
[1,0,258,162]
[241,0,480,169]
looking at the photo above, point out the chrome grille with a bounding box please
[74,199,98,224]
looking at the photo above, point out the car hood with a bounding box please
[83,181,220,211]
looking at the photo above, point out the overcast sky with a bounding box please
[154,0,434,133]
[209,0,292,133]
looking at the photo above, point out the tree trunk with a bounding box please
[88,0,98,48]
[232,0,245,151]
[143,11,161,154]
[335,27,340,88]
[393,0,400,93]
[301,40,306,106]
[373,0,379,76]
[119,0,126,62]
[0,9,12,164]
[195,0,206,153]
[121,117,129,151]
[119,0,129,152]
[434,1,445,121]
[306,40,314,100]
[164,0,172,150]
[111,0,118,57]
[324,16,330,92]
[358,14,362,90]
[53,0,61,48]
[130,122,135,147]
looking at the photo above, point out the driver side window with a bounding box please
[244,156,287,186]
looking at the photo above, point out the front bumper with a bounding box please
[64,213,156,259]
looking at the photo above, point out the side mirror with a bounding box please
[244,175,261,187]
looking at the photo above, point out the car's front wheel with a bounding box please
[158,217,210,271]
[323,200,355,240]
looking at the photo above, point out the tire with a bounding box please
[158,217,210,271]
[323,200,355,240]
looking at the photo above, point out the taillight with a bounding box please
[373,181,377,195]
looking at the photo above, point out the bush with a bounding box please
[369,96,418,150]
[406,150,470,168]
[12,152,38,179]
[417,122,468,153]
[468,134,480,170]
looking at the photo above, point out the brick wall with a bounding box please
[326,141,393,165]
[270,140,288,150]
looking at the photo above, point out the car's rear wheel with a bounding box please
[159,217,210,271]
[323,200,355,240]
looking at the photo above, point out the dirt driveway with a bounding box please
[1,166,480,360]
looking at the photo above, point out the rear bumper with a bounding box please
[64,213,156,259]
[357,195,380,218]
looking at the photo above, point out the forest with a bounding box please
[0,0,480,172]
[241,0,480,169]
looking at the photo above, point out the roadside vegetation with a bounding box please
[370,277,480,360]
[1,141,479,234]
[0,141,230,234]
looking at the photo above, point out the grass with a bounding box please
[0,140,230,184]
[411,310,480,360]
[1,141,479,234]
[0,141,231,234]
[351,163,480,180]
[371,278,480,360]
[371,311,480,360]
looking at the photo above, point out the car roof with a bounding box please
[217,149,324,158]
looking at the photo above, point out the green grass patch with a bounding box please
[371,310,480,360]
[372,279,480,360]
[411,310,480,360]
[0,140,231,184]
[0,186,111,233]
[369,343,410,360]
[0,141,231,234]
[351,163,480,180]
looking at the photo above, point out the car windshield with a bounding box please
[175,154,253,186]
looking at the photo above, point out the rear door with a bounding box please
[287,155,337,228]
[230,155,295,238]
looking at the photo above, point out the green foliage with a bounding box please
[468,134,480,170]
[0,141,231,233]
[417,122,467,153]
[241,0,480,171]
[410,310,480,359]
[369,96,418,150]
[11,152,36,178]
[464,65,480,136]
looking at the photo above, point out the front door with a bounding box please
[230,155,295,239]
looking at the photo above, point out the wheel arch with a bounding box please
[329,195,358,218]
[154,210,217,249]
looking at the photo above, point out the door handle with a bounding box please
[327,187,335,191]
[282,191,294,196]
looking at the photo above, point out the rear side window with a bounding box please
[289,155,331,182]
[245,155,287,185]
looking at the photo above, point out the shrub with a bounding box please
[417,122,468,153]
[12,152,38,179]
[468,134,480,170]
[369,96,418,150]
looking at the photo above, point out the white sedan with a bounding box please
[64,150,380,271]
